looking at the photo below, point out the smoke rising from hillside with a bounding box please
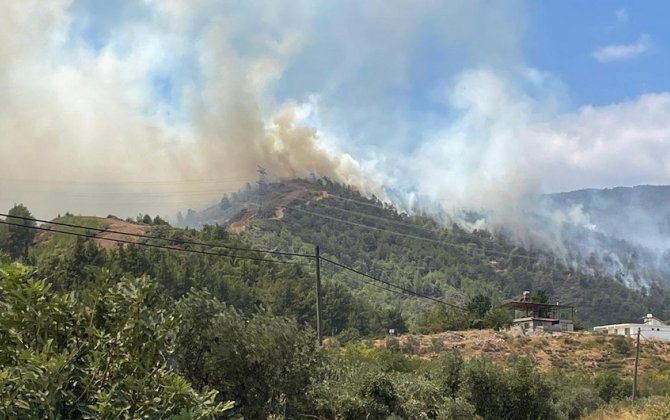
[0,0,371,219]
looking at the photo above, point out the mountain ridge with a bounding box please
[178,178,670,327]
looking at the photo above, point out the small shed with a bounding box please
[499,300,575,333]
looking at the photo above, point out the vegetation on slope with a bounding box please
[2,197,670,418]
[225,179,670,328]
[585,396,670,420]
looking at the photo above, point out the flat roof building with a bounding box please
[593,314,670,342]
[499,300,575,333]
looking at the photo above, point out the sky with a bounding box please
[2,0,670,219]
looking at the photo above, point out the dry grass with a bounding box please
[585,397,670,420]
[94,218,148,250]
[374,330,670,374]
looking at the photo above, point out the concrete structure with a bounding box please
[593,314,670,341]
[499,300,575,333]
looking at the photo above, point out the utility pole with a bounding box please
[632,327,641,400]
[315,245,323,346]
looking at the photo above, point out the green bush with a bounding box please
[430,336,444,353]
[0,264,228,418]
[338,327,362,345]
[386,336,401,352]
[594,372,631,402]
[554,385,603,419]
[437,397,477,420]
[611,336,631,356]
[436,350,463,399]
[462,357,558,420]
[402,335,421,354]
[175,290,319,418]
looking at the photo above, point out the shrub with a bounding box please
[175,290,319,418]
[430,337,444,353]
[402,335,421,354]
[462,357,558,420]
[386,336,401,352]
[594,372,631,403]
[437,397,477,420]
[0,265,229,418]
[611,336,631,356]
[309,368,403,419]
[338,327,362,345]
[554,385,603,419]
[436,351,463,399]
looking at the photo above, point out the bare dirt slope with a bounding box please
[35,217,149,251]
[376,330,670,374]
[94,218,149,250]
[225,180,326,231]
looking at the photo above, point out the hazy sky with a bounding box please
[2,0,670,219]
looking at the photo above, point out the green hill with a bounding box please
[181,178,670,328]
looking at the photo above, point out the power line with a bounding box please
[319,261,426,302]
[287,206,538,261]
[293,198,540,261]
[0,220,299,265]
[0,213,312,259]
[291,197,442,236]
[1,176,257,186]
[325,193,395,211]
[319,255,467,311]
[2,216,468,309]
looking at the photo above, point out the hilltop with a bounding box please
[32,214,148,262]
[178,178,670,328]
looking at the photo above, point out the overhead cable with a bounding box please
[0,220,299,265]
[319,255,467,311]
[0,213,312,259]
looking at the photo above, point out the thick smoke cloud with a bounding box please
[3,1,670,286]
[0,0,370,219]
[386,67,670,286]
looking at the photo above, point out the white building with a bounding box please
[593,314,670,341]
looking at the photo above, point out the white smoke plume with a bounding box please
[3,1,670,287]
[0,0,371,219]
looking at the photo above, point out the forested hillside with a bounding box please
[1,196,670,418]
[534,185,670,289]
[184,178,670,328]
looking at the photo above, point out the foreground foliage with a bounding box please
[0,264,229,418]
[1,262,660,419]
[1,198,666,418]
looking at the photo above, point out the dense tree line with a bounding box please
[0,263,643,418]
[237,179,670,327]
[0,201,665,418]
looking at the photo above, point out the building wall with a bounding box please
[512,318,574,333]
[593,324,670,341]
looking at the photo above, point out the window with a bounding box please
[625,328,630,335]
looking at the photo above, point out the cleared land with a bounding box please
[375,329,670,375]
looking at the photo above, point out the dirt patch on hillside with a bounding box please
[271,207,285,220]
[34,217,148,250]
[229,209,256,234]
[94,218,148,250]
